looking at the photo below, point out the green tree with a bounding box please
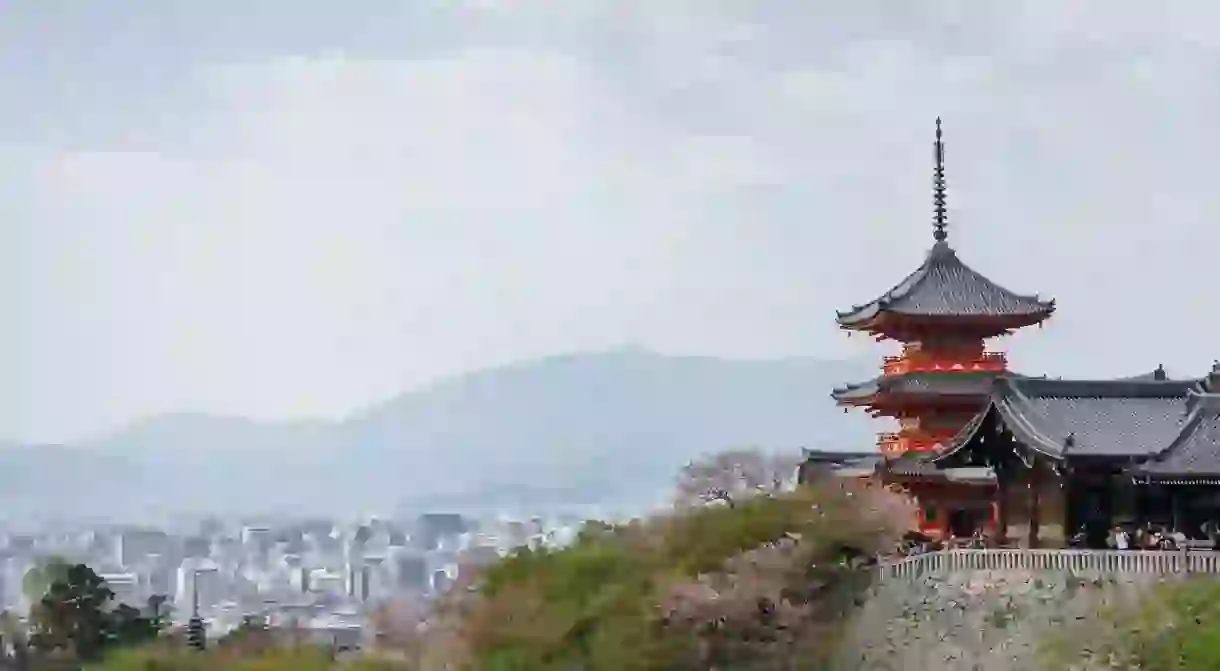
[106,602,165,648]
[22,555,71,603]
[28,563,115,661]
[465,467,914,671]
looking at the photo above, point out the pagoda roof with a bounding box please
[832,370,1004,405]
[835,241,1055,330]
[936,374,1200,464]
[884,451,995,483]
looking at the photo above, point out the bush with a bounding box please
[85,642,341,671]
[460,479,914,670]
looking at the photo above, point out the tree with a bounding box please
[675,448,800,508]
[146,594,168,621]
[28,563,115,660]
[21,556,71,604]
[0,610,31,669]
[461,451,918,670]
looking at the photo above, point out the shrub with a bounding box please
[460,478,915,670]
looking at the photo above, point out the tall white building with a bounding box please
[175,559,221,613]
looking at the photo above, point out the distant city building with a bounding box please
[430,569,451,595]
[117,529,170,567]
[98,572,139,606]
[241,526,273,555]
[416,514,466,551]
[308,570,345,597]
[176,560,221,612]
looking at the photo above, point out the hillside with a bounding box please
[0,349,877,522]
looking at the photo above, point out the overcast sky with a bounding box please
[5,1,1220,443]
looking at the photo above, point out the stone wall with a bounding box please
[834,568,1172,670]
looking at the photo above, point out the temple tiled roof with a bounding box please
[1136,412,1220,481]
[1134,371,1220,480]
[835,241,1055,328]
[937,376,1200,463]
[831,370,999,404]
[1114,365,1173,382]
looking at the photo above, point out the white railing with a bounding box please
[877,549,1220,581]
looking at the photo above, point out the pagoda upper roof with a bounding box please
[835,241,1055,330]
[935,370,1216,470]
[835,119,1054,335]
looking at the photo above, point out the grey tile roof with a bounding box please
[882,451,995,482]
[937,376,1198,463]
[1136,390,1220,480]
[831,371,999,403]
[884,451,941,477]
[1115,365,1172,382]
[836,242,1055,327]
[800,449,879,463]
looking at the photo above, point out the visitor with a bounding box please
[1115,526,1130,551]
[1202,520,1220,548]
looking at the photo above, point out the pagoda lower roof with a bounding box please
[883,451,996,483]
[832,370,1002,404]
[835,241,1054,331]
[930,369,1220,481]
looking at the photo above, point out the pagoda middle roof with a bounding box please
[835,241,1054,328]
[831,370,1004,404]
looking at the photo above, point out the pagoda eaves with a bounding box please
[835,241,1055,340]
[831,370,998,408]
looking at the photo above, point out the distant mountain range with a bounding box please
[0,349,877,523]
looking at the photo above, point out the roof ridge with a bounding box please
[1007,376,1199,398]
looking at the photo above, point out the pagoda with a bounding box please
[831,119,1056,537]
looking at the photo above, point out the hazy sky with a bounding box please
[6,1,1220,443]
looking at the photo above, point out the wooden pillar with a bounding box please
[1135,483,1148,529]
[1028,462,1041,549]
[995,477,1010,543]
[1064,476,1078,540]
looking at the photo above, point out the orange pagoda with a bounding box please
[830,119,1056,538]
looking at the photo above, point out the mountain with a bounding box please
[0,349,877,522]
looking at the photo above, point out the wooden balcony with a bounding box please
[882,351,1008,376]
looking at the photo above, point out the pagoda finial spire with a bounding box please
[933,117,948,243]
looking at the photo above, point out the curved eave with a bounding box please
[834,242,1056,331]
[933,378,1068,465]
[832,371,1000,407]
[1135,400,1220,480]
[836,305,1056,334]
[830,378,880,404]
[990,391,1070,459]
[931,405,993,465]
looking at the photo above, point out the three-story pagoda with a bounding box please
[832,119,1055,536]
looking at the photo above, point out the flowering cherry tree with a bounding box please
[675,448,801,508]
